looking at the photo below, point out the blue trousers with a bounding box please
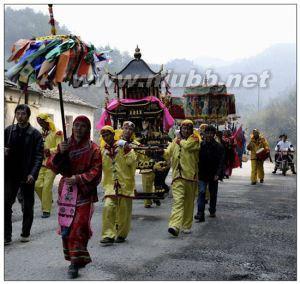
[197,180,218,215]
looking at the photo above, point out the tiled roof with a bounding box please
[4,79,97,109]
[109,47,164,81]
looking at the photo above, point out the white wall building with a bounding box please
[5,80,97,139]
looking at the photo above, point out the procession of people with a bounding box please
[4,104,296,279]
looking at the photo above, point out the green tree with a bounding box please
[245,87,296,154]
[4,7,70,67]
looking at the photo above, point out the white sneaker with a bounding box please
[20,236,30,242]
[182,229,192,234]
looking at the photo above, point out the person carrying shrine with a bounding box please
[121,121,158,208]
[100,125,137,246]
[138,121,165,208]
[35,113,63,218]
[163,119,200,237]
[104,121,160,208]
[47,116,102,279]
[246,129,270,185]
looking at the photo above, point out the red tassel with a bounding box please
[48,4,56,36]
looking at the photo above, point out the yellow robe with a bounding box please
[102,129,156,207]
[164,133,200,231]
[247,135,269,160]
[164,134,200,183]
[247,134,269,182]
[100,141,137,240]
[101,141,137,198]
[35,130,63,213]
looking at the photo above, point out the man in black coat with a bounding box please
[195,125,224,222]
[4,104,44,245]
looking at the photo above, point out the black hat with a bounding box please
[205,125,217,133]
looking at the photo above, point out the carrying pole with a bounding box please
[48,4,67,140]
[58,82,67,140]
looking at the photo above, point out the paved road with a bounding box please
[4,161,296,280]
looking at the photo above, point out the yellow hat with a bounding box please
[199,123,208,131]
[37,113,56,131]
[252,129,260,136]
[100,125,115,134]
[250,129,263,139]
[181,119,193,126]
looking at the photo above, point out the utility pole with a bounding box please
[257,82,260,112]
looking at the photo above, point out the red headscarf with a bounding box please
[71,115,91,144]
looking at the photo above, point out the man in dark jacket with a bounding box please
[195,125,224,222]
[4,104,44,245]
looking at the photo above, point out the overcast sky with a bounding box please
[6,4,296,64]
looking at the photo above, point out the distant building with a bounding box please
[4,80,97,138]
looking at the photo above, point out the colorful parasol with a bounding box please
[6,4,111,140]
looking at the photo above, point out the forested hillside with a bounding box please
[244,87,296,152]
[5,7,296,146]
